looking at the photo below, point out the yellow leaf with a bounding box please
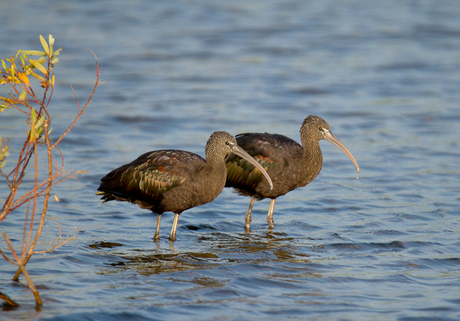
[54,194,59,202]
[39,35,49,55]
[39,81,49,88]
[29,59,47,75]
[49,35,54,55]
[18,72,30,86]
[1,59,6,70]
[20,50,46,56]
[28,69,45,81]
[52,74,55,86]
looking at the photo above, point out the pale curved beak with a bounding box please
[323,130,360,173]
[231,145,274,190]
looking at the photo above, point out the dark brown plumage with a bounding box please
[225,115,360,230]
[97,131,273,241]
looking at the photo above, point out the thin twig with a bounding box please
[0,291,20,307]
[24,140,39,259]
[0,248,18,265]
[22,120,54,269]
[8,168,80,211]
[2,232,21,263]
[21,201,31,257]
[34,227,78,255]
[51,51,99,150]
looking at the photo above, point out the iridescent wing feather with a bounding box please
[98,150,205,205]
[226,133,301,193]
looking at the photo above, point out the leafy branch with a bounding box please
[0,35,100,307]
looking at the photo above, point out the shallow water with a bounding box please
[1,0,460,320]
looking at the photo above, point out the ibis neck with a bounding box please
[203,153,227,182]
[201,155,227,200]
[205,153,225,170]
[300,137,323,182]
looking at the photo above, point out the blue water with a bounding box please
[1,0,460,320]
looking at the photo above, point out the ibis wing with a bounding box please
[226,133,301,190]
[98,150,205,203]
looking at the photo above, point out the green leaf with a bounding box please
[0,136,9,166]
[1,59,7,70]
[29,108,37,142]
[19,90,27,100]
[37,57,47,65]
[29,59,47,74]
[40,35,49,55]
[31,107,36,121]
[20,50,47,56]
[19,54,26,65]
[11,62,15,81]
[53,47,63,57]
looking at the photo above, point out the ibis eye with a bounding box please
[225,141,230,146]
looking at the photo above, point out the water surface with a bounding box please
[1,1,460,320]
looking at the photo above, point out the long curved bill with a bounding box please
[232,145,274,190]
[323,130,360,173]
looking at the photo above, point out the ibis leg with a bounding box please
[267,198,276,229]
[169,212,180,241]
[245,196,255,232]
[153,214,161,241]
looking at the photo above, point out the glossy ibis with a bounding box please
[97,131,273,241]
[225,115,360,231]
